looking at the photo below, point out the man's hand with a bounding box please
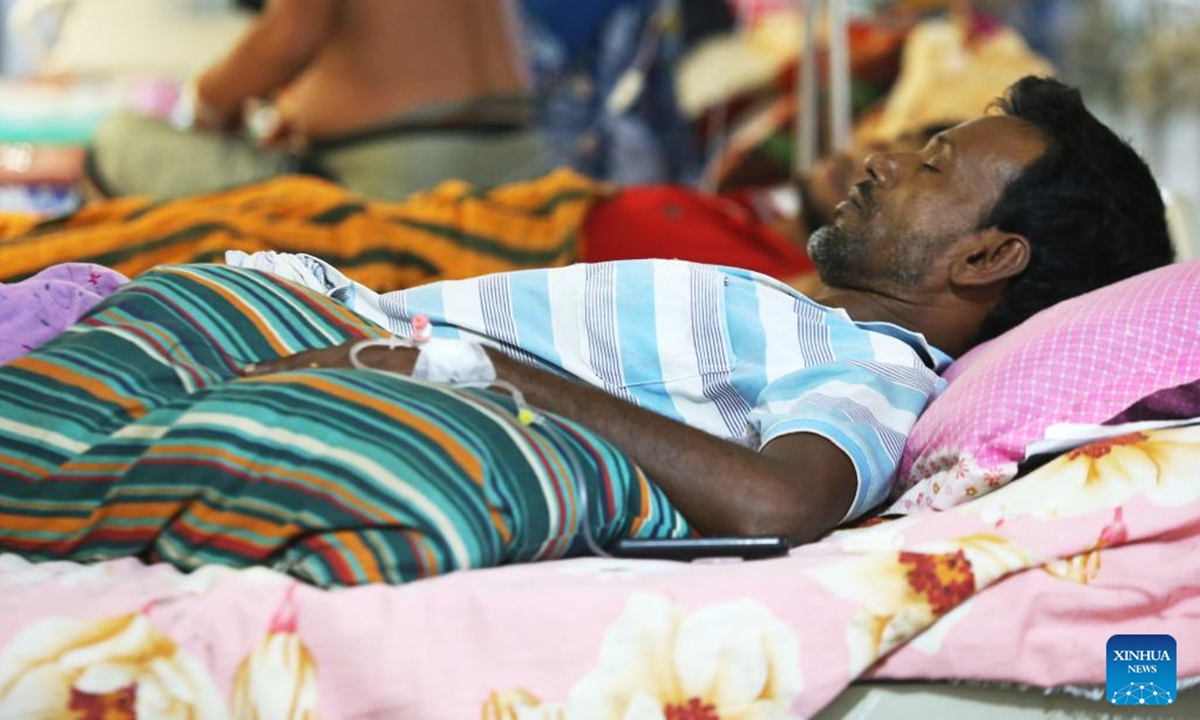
[242,340,418,377]
[487,351,857,544]
[252,109,308,153]
[190,88,243,134]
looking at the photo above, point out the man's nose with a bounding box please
[863,152,898,188]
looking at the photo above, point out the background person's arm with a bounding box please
[193,0,339,130]
[246,343,858,544]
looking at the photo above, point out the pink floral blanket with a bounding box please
[1,424,1197,719]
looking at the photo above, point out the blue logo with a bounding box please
[1107,634,1176,705]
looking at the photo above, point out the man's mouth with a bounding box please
[848,182,875,214]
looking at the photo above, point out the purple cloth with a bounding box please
[1106,377,1200,424]
[0,263,128,365]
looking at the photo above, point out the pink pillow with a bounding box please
[889,260,1200,513]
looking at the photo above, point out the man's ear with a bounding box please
[949,228,1031,287]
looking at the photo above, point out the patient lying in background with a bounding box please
[3,122,957,313]
[578,124,949,296]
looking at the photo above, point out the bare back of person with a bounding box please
[278,0,528,140]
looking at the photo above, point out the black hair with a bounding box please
[975,76,1174,342]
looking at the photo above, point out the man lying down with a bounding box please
[0,77,1174,587]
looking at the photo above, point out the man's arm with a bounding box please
[246,343,857,544]
[493,352,856,544]
[194,0,338,129]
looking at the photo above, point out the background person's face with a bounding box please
[807,114,1047,295]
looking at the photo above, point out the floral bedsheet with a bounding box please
[1,424,1198,719]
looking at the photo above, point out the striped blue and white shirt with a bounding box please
[259,255,952,522]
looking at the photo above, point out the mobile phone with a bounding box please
[611,535,790,562]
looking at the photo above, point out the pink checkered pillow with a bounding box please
[890,260,1200,513]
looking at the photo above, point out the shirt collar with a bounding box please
[853,320,954,371]
[720,265,955,371]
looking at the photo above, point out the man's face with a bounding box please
[801,130,932,229]
[807,115,1047,294]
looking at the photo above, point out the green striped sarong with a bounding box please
[0,265,689,586]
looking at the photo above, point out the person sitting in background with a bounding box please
[86,0,550,201]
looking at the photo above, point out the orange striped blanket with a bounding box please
[0,169,606,290]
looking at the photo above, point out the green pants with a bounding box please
[88,99,553,201]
